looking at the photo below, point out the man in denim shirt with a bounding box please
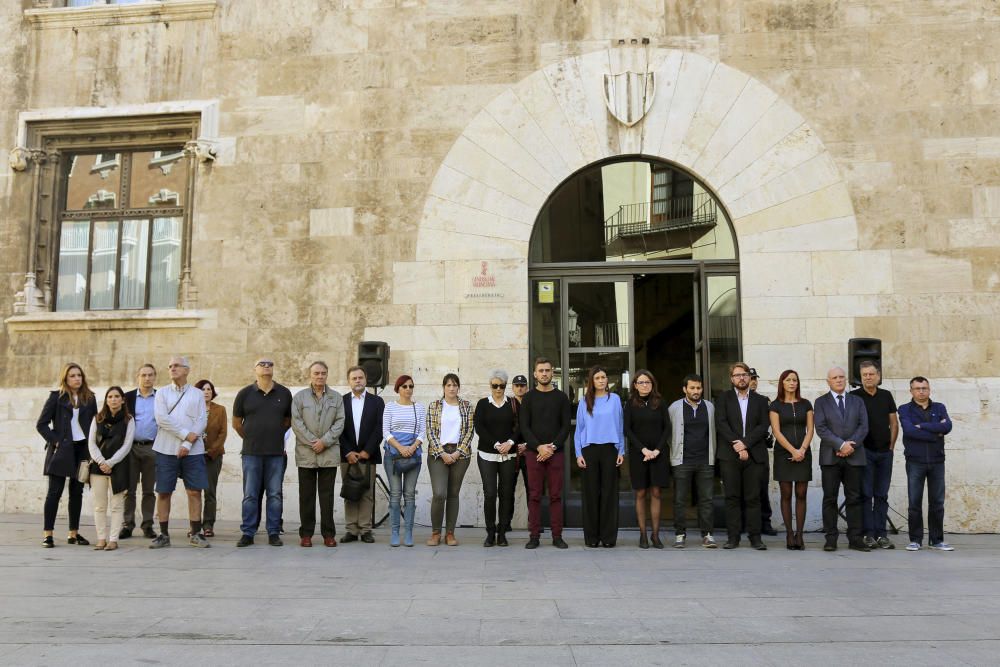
[898,376,954,552]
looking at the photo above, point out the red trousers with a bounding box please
[525,449,564,538]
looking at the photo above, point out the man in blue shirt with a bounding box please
[122,364,158,539]
[898,376,954,552]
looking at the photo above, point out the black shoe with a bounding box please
[639,533,649,549]
[68,534,89,546]
[525,537,540,549]
[552,537,569,549]
[269,534,283,547]
[761,523,778,536]
[496,532,508,547]
[236,535,254,548]
[341,533,359,543]
[118,527,133,540]
[586,541,600,548]
[723,540,740,550]
[823,539,837,552]
[601,542,615,548]
[750,539,767,551]
[651,535,664,549]
[142,526,157,539]
[42,536,54,548]
[360,533,375,544]
[483,532,495,547]
[848,540,871,552]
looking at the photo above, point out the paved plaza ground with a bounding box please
[1,512,999,666]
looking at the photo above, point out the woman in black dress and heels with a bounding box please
[624,370,670,549]
[769,369,814,550]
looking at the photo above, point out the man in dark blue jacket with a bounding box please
[898,376,953,552]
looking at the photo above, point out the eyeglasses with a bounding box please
[491,383,507,389]
[256,361,274,367]
[731,373,749,379]
[399,384,414,390]
[635,380,652,385]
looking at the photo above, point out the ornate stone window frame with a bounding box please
[6,100,219,332]
[25,0,217,30]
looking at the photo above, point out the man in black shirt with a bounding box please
[850,361,898,549]
[747,368,777,536]
[233,358,293,547]
[518,358,572,549]
[667,374,718,548]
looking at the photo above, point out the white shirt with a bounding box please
[440,403,461,444]
[351,392,365,442]
[153,383,208,456]
[737,390,750,437]
[70,406,86,441]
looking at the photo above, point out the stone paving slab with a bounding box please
[2,513,999,665]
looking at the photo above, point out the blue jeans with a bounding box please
[906,459,945,545]
[384,454,420,510]
[862,449,894,538]
[241,455,284,537]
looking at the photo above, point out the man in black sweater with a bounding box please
[518,358,572,549]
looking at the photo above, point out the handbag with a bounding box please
[386,404,421,474]
[340,462,370,501]
[76,458,90,485]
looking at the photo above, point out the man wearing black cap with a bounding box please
[748,368,777,536]
[511,374,532,524]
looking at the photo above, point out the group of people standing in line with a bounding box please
[36,355,954,554]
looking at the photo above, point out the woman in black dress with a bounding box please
[624,370,670,549]
[36,362,97,548]
[769,369,814,550]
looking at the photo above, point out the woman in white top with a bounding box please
[382,374,426,547]
[425,373,475,546]
[88,386,135,551]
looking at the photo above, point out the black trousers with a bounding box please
[672,463,715,536]
[581,444,619,546]
[298,466,337,538]
[478,456,518,533]
[720,458,762,541]
[822,460,863,541]
[44,474,83,532]
[740,454,773,532]
[123,441,156,530]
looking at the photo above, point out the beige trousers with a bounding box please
[91,474,126,543]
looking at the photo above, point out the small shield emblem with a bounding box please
[603,71,655,127]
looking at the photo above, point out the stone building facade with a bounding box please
[1,0,998,532]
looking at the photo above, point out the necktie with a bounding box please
[837,394,846,419]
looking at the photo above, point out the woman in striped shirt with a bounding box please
[382,374,426,547]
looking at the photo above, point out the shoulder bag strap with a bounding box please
[167,388,188,415]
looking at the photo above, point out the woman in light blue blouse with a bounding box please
[575,366,624,548]
[383,374,426,547]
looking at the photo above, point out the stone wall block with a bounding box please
[658,52,716,160]
[890,249,974,294]
[675,63,751,168]
[739,251,813,298]
[811,250,894,296]
[392,261,445,305]
[693,77,779,178]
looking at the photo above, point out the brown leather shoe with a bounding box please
[300,536,313,548]
[426,531,441,546]
[324,536,337,547]
[445,532,458,546]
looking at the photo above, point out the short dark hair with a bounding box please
[533,356,552,370]
[442,373,460,388]
[910,376,929,387]
[137,363,156,375]
[682,373,703,387]
[394,374,414,393]
[859,360,880,372]
[347,365,366,379]
[195,379,217,400]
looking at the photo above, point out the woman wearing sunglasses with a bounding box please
[473,370,519,547]
[383,375,425,547]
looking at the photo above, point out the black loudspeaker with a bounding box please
[358,341,390,389]
[848,338,882,387]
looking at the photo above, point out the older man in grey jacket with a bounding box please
[291,361,346,547]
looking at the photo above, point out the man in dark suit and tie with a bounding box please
[715,362,772,550]
[340,365,385,543]
[814,366,870,552]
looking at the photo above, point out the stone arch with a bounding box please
[367,48,876,387]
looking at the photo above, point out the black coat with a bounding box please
[340,392,385,463]
[715,389,771,464]
[36,390,97,478]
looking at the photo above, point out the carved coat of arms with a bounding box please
[603,71,655,127]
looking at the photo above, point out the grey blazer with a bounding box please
[814,392,869,466]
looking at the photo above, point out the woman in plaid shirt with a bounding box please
[425,373,475,546]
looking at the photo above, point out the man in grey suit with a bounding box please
[814,366,870,552]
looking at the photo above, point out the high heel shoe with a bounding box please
[651,534,664,549]
[786,533,796,550]
[639,532,649,549]
[796,532,805,550]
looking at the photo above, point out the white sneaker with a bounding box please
[905,542,921,551]
[929,542,954,551]
[703,534,717,549]
[674,534,686,549]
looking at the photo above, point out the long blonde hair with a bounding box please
[58,362,95,406]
